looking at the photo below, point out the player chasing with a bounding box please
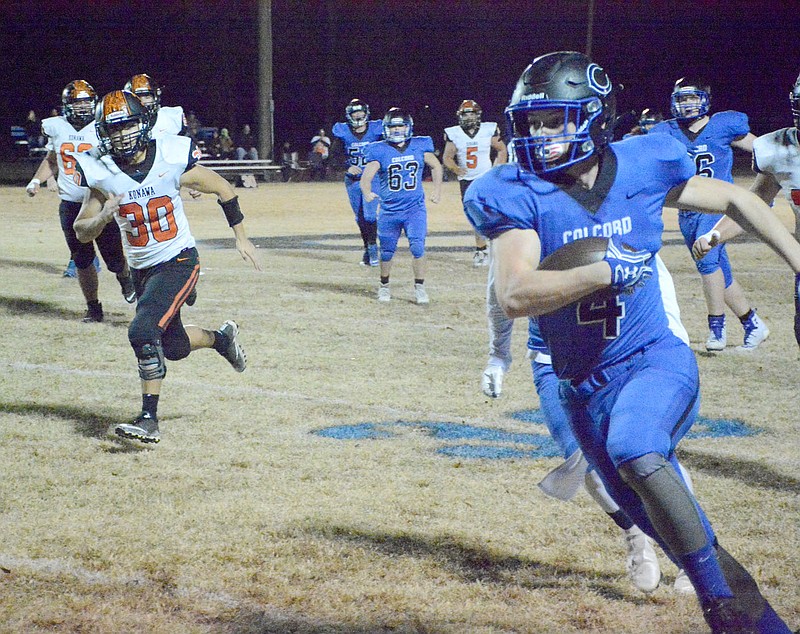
[26,80,136,322]
[465,51,800,633]
[442,100,507,266]
[331,99,384,267]
[73,90,262,444]
[360,108,443,305]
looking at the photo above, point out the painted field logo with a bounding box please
[312,410,760,460]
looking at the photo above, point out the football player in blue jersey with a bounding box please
[650,79,768,352]
[483,252,697,595]
[464,51,800,633]
[331,99,384,267]
[360,108,443,304]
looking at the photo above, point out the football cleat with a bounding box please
[473,249,488,267]
[702,596,757,634]
[82,302,104,323]
[115,414,160,443]
[217,320,247,372]
[377,283,391,303]
[93,255,102,272]
[673,569,695,595]
[63,260,77,278]
[117,273,137,303]
[737,310,769,351]
[623,525,661,593]
[706,315,726,351]
[359,248,370,266]
[414,283,430,305]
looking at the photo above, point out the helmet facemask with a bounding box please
[382,110,413,144]
[457,101,482,133]
[346,101,370,130]
[791,76,800,129]
[62,80,97,129]
[506,97,605,174]
[96,91,153,161]
[671,86,710,121]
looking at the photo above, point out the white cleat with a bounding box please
[414,283,429,305]
[736,310,769,351]
[377,283,391,303]
[673,568,695,595]
[624,525,661,592]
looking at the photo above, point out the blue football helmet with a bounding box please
[346,99,370,129]
[505,51,616,174]
[382,107,413,144]
[95,90,153,160]
[791,72,800,129]
[670,77,710,121]
[638,108,663,131]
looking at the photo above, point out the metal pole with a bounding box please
[586,0,595,58]
[258,0,274,161]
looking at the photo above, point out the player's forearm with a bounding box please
[74,207,114,243]
[711,215,745,244]
[31,154,56,182]
[726,191,800,273]
[498,263,610,318]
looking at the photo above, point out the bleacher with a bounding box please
[10,126,47,159]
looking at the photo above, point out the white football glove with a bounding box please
[26,178,41,197]
[482,364,505,398]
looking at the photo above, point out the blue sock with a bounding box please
[756,603,791,634]
[680,542,733,603]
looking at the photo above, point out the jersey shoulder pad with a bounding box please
[415,135,434,153]
[463,165,538,239]
[41,116,65,137]
[713,110,749,136]
[158,135,193,165]
[331,121,347,138]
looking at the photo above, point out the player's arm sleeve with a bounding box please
[183,140,202,172]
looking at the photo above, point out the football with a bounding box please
[538,237,609,271]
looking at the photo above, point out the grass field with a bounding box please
[0,179,798,633]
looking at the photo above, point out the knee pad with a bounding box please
[618,452,706,555]
[133,341,167,381]
[72,248,97,270]
[408,238,425,259]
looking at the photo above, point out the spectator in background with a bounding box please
[206,129,223,158]
[186,111,201,140]
[24,110,45,148]
[280,141,300,182]
[308,128,331,180]
[235,124,258,160]
[219,127,235,159]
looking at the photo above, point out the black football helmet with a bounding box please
[506,51,616,174]
[62,80,98,129]
[457,99,482,132]
[670,77,710,121]
[791,72,800,129]
[345,99,370,129]
[382,107,413,144]
[124,73,162,117]
[95,90,153,160]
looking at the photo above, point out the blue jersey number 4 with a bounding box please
[577,296,625,339]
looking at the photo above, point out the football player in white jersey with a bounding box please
[693,71,800,343]
[124,73,186,138]
[26,80,135,322]
[73,90,262,444]
[442,100,508,266]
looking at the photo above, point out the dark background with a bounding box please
[1,0,797,159]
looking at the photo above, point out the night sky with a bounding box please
[2,0,797,158]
